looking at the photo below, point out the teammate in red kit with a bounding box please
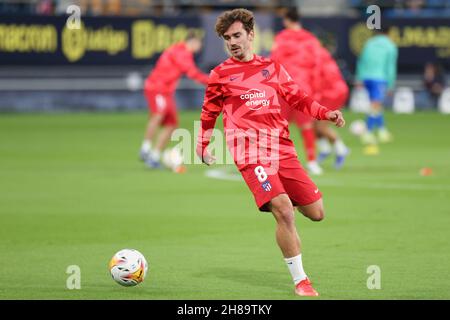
[141,31,209,168]
[271,8,323,175]
[315,45,350,169]
[196,9,345,296]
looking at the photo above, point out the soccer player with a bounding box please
[315,44,350,169]
[356,25,398,155]
[271,8,324,175]
[141,31,209,168]
[196,9,345,297]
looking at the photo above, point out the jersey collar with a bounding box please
[230,54,256,64]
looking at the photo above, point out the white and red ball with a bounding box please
[109,249,148,286]
[349,119,367,136]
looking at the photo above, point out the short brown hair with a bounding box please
[284,7,301,22]
[215,8,255,37]
[185,29,201,41]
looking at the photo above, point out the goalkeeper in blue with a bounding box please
[356,25,398,155]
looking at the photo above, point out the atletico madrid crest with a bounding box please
[262,181,272,191]
[261,69,270,79]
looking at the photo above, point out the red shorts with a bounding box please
[240,157,322,212]
[144,90,178,126]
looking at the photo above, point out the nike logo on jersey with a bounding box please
[229,76,238,81]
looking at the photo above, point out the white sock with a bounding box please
[284,254,307,285]
[317,138,332,154]
[307,161,317,168]
[152,149,161,161]
[334,139,348,156]
[141,140,152,153]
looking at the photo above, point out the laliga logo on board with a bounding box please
[240,89,270,111]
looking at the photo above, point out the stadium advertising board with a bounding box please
[0,15,202,65]
[0,15,448,72]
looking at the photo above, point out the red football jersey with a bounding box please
[271,29,322,99]
[197,54,330,170]
[317,46,349,97]
[144,42,209,93]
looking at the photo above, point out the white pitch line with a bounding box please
[205,169,450,191]
[205,168,243,181]
[316,180,450,191]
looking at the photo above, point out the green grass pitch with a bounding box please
[0,110,449,299]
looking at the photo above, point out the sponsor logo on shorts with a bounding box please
[314,188,319,194]
[262,181,272,192]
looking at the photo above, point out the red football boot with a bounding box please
[295,278,319,297]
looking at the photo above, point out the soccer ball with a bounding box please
[162,147,185,173]
[109,249,148,286]
[349,119,367,136]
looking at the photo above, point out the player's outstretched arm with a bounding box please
[196,70,223,166]
[325,110,345,128]
[179,51,209,85]
[196,125,217,166]
[276,63,345,128]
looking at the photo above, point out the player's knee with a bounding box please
[298,199,325,221]
[298,202,325,222]
[272,202,295,226]
[309,208,325,222]
[280,207,295,225]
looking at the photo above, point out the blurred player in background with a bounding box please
[356,25,398,155]
[197,8,345,296]
[141,30,209,168]
[271,8,323,175]
[315,44,350,169]
[423,61,446,108]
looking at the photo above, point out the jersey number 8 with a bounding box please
[254,166,268,183]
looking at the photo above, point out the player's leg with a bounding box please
[362,80,381,155]
[301,124,322,175]
[374,82,392,144]
[296,114,322,175]
[147,124,179,170]
[141,91,166,161]
[315,122,332,163]
[239,163,318,296]
[144,114,163,142]
[154,125,176,152]
[322,89,350,167]
[268,193,318,296]
[315,119,349,169]
[152,124,177,167]
[364,79,392,151]
[146,94,180,170]
[142,114,163,152]
[144,93,172,168]
[268,193,301,257]
[276,156,325,222]
[239,165,299,257]
[276,157,323,295]
[297,198,325,222]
